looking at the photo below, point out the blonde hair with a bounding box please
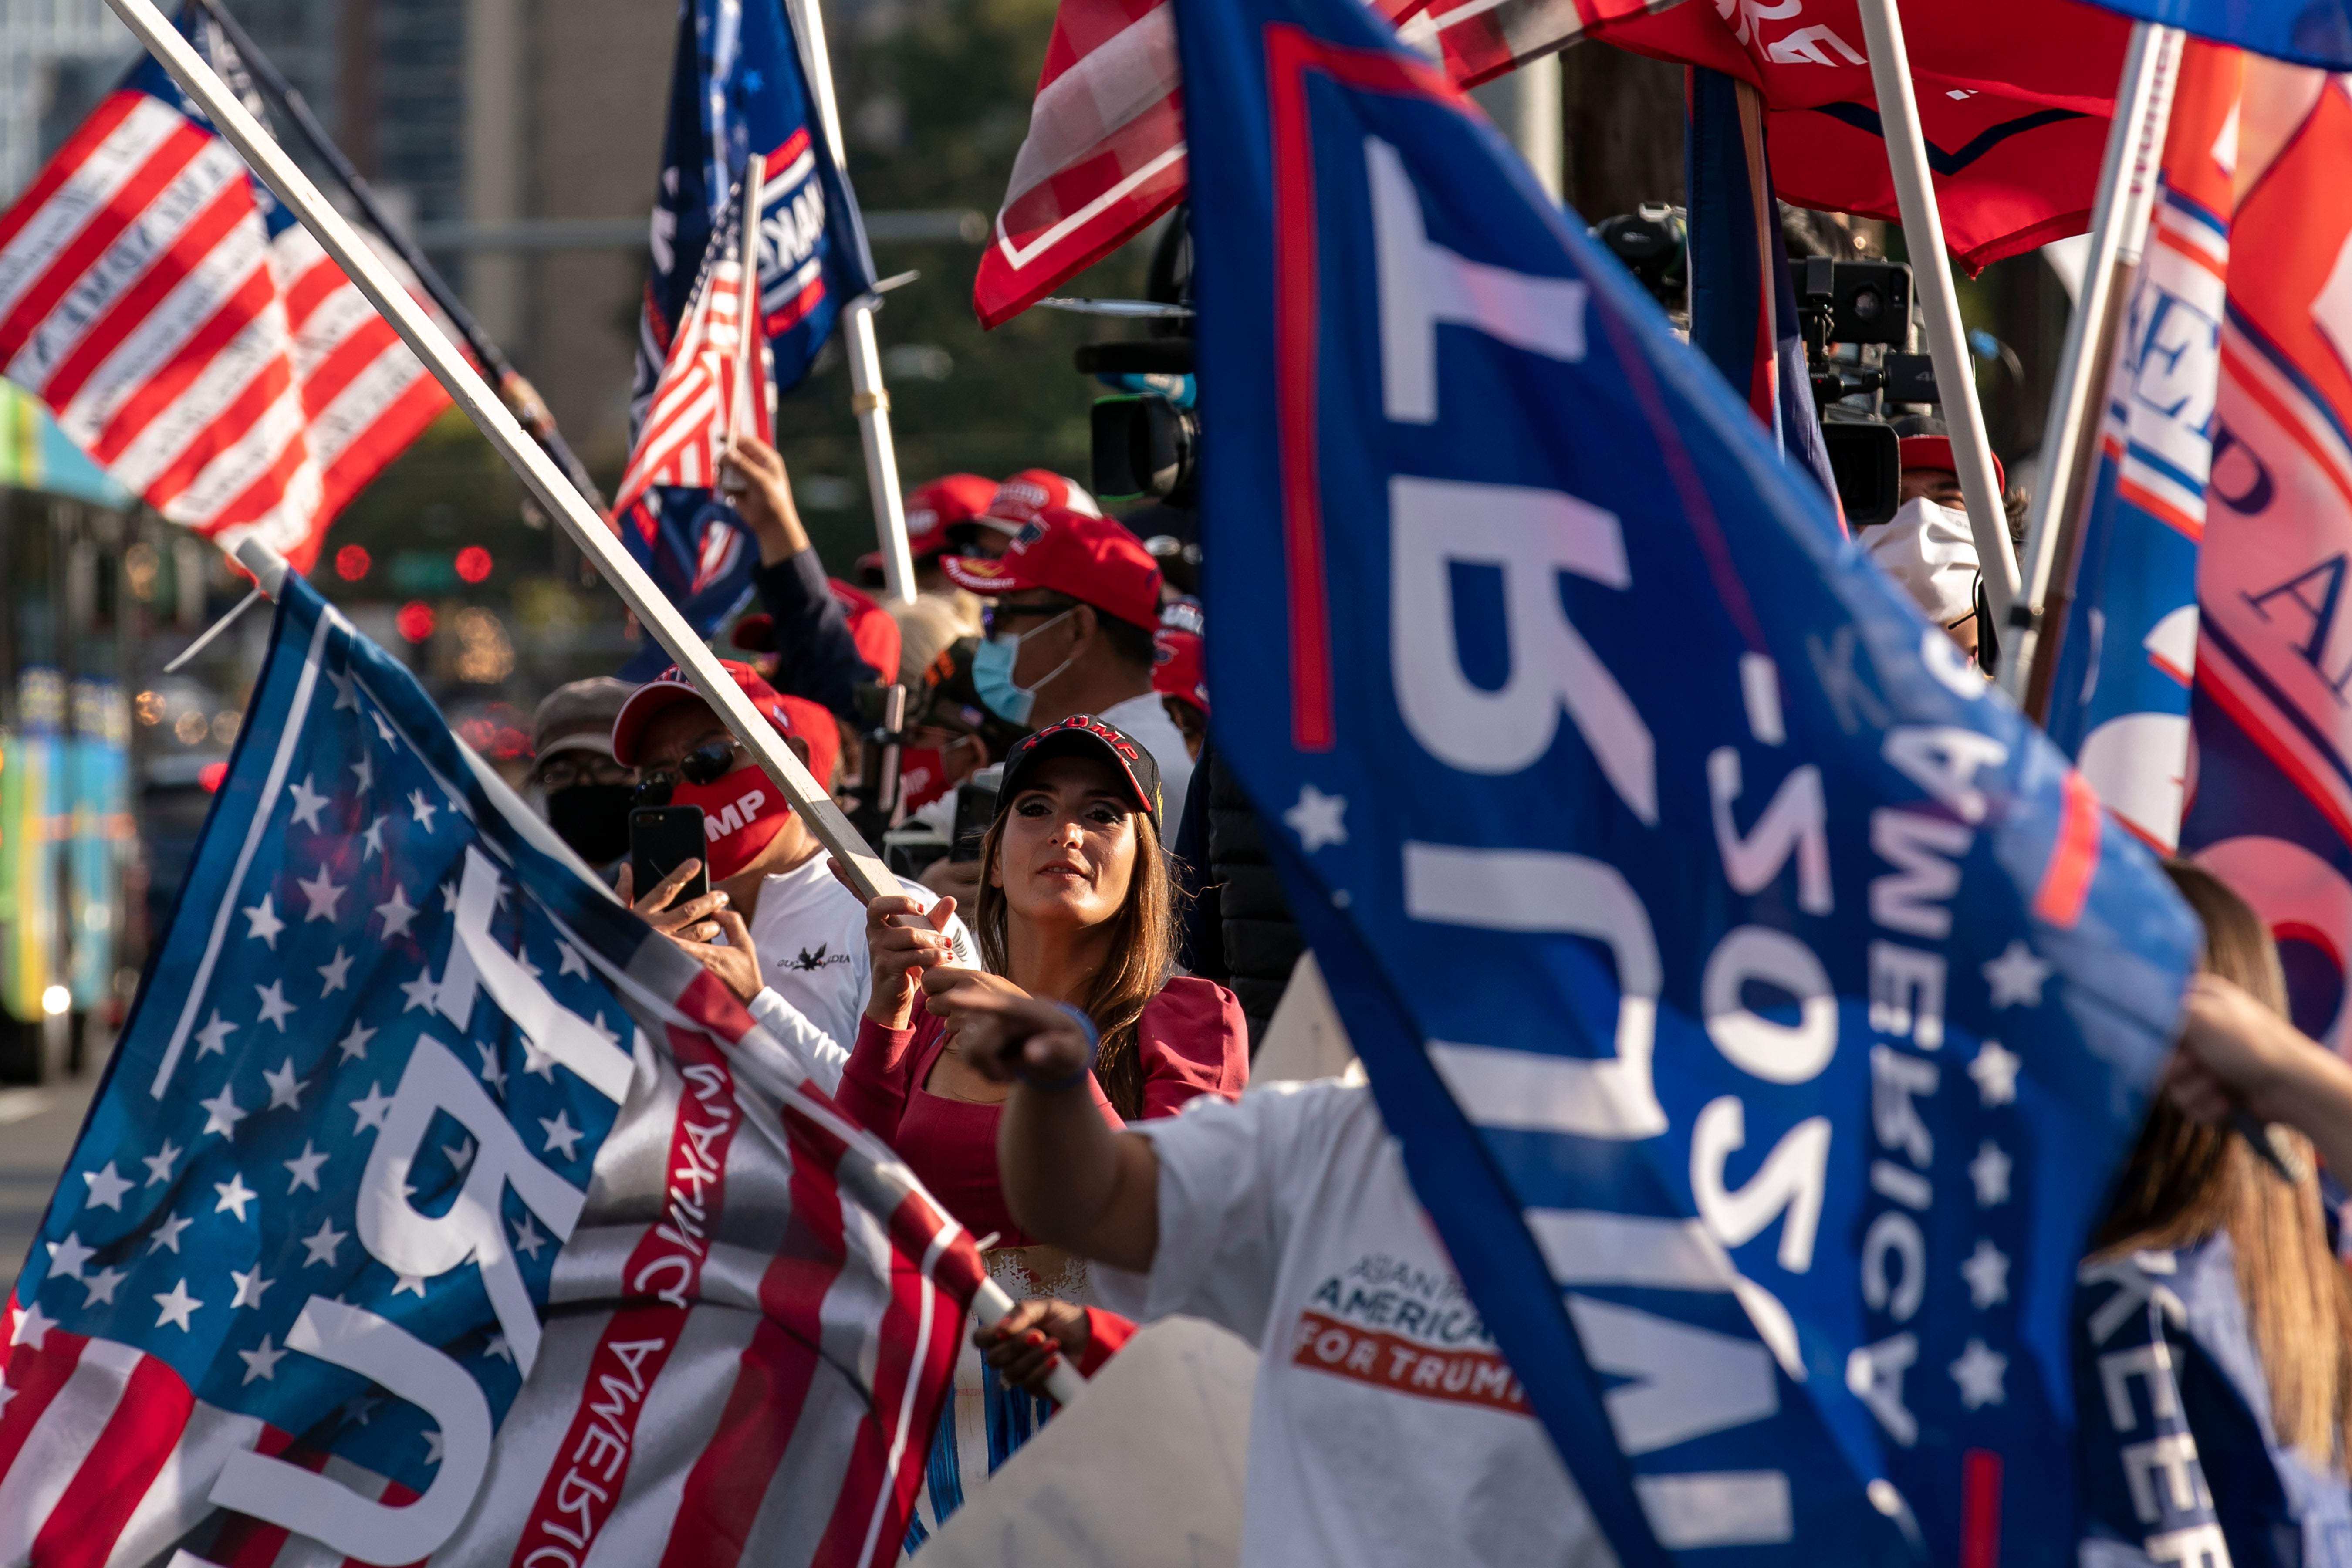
[2093,861,2352,1470]
[973,799,1176,1121]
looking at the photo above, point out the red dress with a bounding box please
[837,976,1248,1245]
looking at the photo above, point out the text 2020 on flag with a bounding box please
[0,5,445,572]
[0,569,979,1567]
[1176,0,2204,1555]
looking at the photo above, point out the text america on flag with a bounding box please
[1178,0,2202,1553]
[0,5,445,571]
[0,568,982,1568]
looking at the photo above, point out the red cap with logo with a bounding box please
[610,659,840,785]
[971,469,1101,537]
[857,473,999,577]
[1152,597,1207,716]
[728,581,902,684]
[939,507,1164,630]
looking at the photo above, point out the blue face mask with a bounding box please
[973,610,1076,725]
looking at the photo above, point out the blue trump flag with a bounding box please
[2084,0,2352,68]
[1176,0,2203,1558]
[623,0,881,675]
[0,573,978,1564]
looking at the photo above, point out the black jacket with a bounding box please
[1175,742,1301,1053]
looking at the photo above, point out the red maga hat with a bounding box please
[1152,628,1208,717]
[857,473,999,575]
[1898,434,2006,495]
[972,469,1100,536]
[939,506,1164,630]
[610,660,839,785]
[730,582,902,684]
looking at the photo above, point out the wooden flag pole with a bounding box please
[2008,25,2181,716]
[783,0,920,608]
[96,0,903,907]
[1851,0,2021,634]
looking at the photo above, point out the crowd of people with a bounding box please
[515,434,2352,1565]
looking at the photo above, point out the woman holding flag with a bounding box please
[838,713,1247,1535]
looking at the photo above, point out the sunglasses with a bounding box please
[633,739,742,806]
[980,598,1078,639]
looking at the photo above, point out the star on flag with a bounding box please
[287,774,331,832]
[242,893,287,950]
[82,1161,133,1210]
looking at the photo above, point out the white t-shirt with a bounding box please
[738,852,974,1094]
[1097,693,1194,830]
[1097,1081,1613,1568]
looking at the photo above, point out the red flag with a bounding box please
[972,0,1669,327]
[1603,0,2132,271]
[0,23,446,571]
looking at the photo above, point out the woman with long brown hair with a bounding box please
[835,714,1246,1541]
[2076,862,2352,1565]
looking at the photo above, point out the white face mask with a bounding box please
[1865,497,1982,631]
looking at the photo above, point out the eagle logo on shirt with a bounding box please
[783,944,853,973]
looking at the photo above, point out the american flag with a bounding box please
[0,7,446,573]
[611,191,763,590]
[969,0,1669,327]
[0,569,980,1567]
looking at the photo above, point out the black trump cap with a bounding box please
[996,715,1165,826]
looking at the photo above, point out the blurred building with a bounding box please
[1,0,674,465]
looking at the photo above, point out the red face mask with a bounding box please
[898,747,949,812]
[669,765,794,880]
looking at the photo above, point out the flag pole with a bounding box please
[782,0,920,608]
[186,0,609,511]
[2007,24,2181,715]
[98,0,899,904]
[733,153,770,446]
[1850,0,2020,633]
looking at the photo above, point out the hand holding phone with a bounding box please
[630,806,711,909]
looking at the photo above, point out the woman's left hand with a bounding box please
[973,1298,1090,1395]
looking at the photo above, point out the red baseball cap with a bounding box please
[939,506,1164,630]
[610,659,840,785]
[1899,435,2005,494]
[728,582,902,683]
[857,473,999,576]
[1151,597,1207,715]
[1152,629,1208,717]
[970,469,1101,538]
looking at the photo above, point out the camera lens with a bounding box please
[1851,287,1882,323]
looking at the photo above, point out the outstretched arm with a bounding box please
[2173,973,2352,1177]
[930,979,1162,1274]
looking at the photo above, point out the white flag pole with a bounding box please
[1852,0,2021,632]
[95,0,904,904]
[733,152,770,447]
[784,0,920,609]
[2004,24,2180,711]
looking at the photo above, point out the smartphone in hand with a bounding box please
[629,806,711,907]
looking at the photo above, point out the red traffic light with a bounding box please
[335,544,371,581]
[396,601,437,643]
[455,546,493,584]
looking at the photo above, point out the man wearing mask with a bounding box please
[1859,424,2003,669]
[609,661,973,1092]
[939,502,1194,826]
[529,678,637,873]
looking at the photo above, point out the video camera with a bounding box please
[1085,209,1200,507]
[1793,256,1937,527]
